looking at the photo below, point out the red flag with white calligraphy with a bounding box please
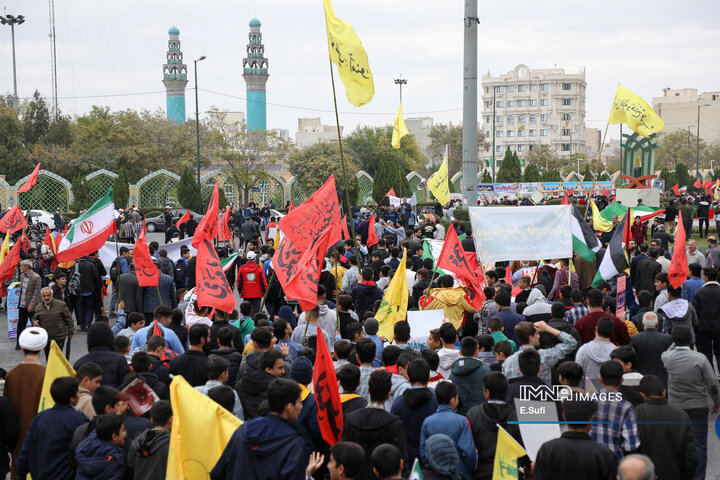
[282,228,334,311]
[366,214,378,247]
[195,238,235,312]
[0,239,22,297]
[0,205,27,233]
[278,175,342,250]
[17,163,41,194]
[191,180,220,248]
[133,222,159,287]
[668,214,689,288]
[176,210,190,228]
[313,328,343,445]
[218,206,232,242]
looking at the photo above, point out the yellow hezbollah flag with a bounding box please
[608,85,664,138]
[375,248,408,339]
[0,232,10,263]
[492,425,527,480]
[38,340,75,412]
[324,0,374,107]
[427,156,450,205]
[391,102,409,149]
[167,375,242,479]
[591,201,614,232]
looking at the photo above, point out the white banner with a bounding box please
[469,205,572,263]
[98,238,196,278]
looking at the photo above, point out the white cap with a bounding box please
[246,251,257,260]
[19,327,48,351]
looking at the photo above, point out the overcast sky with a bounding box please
[1,0,718,142]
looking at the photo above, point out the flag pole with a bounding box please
[113,231,122,302]
[258,269,276,313]
[421,261,439,311]
[328,58,361,269]
[156,286,163,306]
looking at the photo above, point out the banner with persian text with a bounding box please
[469,205,572,263]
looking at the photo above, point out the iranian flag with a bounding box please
[55,190,117,263]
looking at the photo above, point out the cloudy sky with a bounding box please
[1,0,718,141]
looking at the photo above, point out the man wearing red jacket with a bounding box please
[237,251,267,314]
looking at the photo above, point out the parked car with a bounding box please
[23,209,56,230]
[144,209,203,232]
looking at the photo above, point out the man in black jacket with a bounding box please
[74,256,99,331]
[236,350,285,420]
[170,324,210,387]
[692,267,720,374]
[117,265,144,315]
[632,248,662,294]
[630,312,672,383]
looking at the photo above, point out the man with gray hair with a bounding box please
[16,259,42,350]
[617,454,655,480]
[32,286,74,360]
[630,312,673,383]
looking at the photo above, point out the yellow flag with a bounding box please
[427,156,450,205]
[0,233,10,264]
[391,102,409,149]
[38,340,76,412]
[608,85,664,138]
[375,248,408,339]
[274,227,281,249]
[492,425,527,480]
[167,376,242,479]
[591,201,614,232]
[324,0,374,106]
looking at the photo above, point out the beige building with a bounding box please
[481,64,587,165]
[404,116,434,154]
[583,128,601,157]
[295,117,343,148]
[652,88,720,145]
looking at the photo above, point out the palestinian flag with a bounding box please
[592,214,630,287]
[183,251,240,301]
[55,190,116,263]
[571,204,601,261]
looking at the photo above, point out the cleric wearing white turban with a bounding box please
[18,326,49,352]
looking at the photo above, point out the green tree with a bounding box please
[22,90,50,146]
[674,162,692,189]
[0,106,31,185]
[522,163,541,182]
[43,113,73,147]
[177,167,200,211]
[496,148,522,183]
[113,167,131,209]
[70,176,93,212]
[288,142,359,206]
[371,156,411,204]
[427,124,490,174]
[656,130,705,170]
[480,171,492,183]
[542,169,562,182]
[344,126,423,176]
[659,168,674,187]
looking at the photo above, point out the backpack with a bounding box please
[109,259,119,283]
[536,265,557,294]
[68,266,82,296]
[174,259,188,284]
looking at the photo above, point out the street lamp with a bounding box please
[393,77,407,103]
[194,55,206,213]
[697,103,710,180]
[0,13,25,112]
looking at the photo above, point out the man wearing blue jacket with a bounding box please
[211,378,310,480]
[419,381,478,480]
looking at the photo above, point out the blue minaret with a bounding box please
[163,26,188,124]
[243,18,268,131]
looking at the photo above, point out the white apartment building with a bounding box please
[481,64,587,165]
[652,88,720,145]
[295,117,343,148]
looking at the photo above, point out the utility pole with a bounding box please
[461,1,479,206]
[194,56,206,213]
[393,77,407,103]
[1,13,25,112]
[48,0,58,120]
[697,103,710,179]
[491,88,496,183]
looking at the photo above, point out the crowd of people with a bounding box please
[0,191,719,480]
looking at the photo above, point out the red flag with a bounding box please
[671,184,680,196]
[152,321,163,337]
[195,238,235,312]
[437,225,476,281]
[0,205,27,233]
[282,228,334,311]
[693,179,701,189]
[175,210,190,228]
[64,224,68,235]
[340,215,349,240]
[567,188,574,196]
[133,222,159,287]
[289,201,295,212]
[20,231,30,252]
[0,239,22,293]
[702,178,713,190]
[279,175,342,250]
[668,214,689,288]
[560,190,569,205]
[54,230,63,251]
[602,187,610,196]
[192,180,220,248]
[17,163,41,194]
[44,227,56,254]
[385,188,396,198]
[638,209,665,223]
[504,265,513,286]
[218,206,232,242]
[313,328,343,445]
[366,215,378,247]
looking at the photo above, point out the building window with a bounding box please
[507,100,515,107]
[518,145,526,152]
[540,84,549,91]
[518,129,526,137]
[485,116,491,123]
[517,100,526,107]
[507,130,514,137]
[529,129,536,136]
[485,87,489,93]
[529,114,537,122]
[508,85,515,92]
[562,83,571,90]
[496,130,503,137]
[496,86,504,93]
[496,145,503,152]
[506,115,515,123]
[540,129,548,136]
[529,99,537,106]
[496,101,504,108]
[486,131,491,138]
[530,84,538,91]
[540,99,548,106]
[518,115,526,122]
[518,85,527,92]
[562,128,571,136]
[540,114,549,121]
[509,145,516,151]
[485,101,492,109]
[496,115,504,123]
[561,144,571,151]
[675,92,680,96]
[562,98,572,106]
[561,113,571,121]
